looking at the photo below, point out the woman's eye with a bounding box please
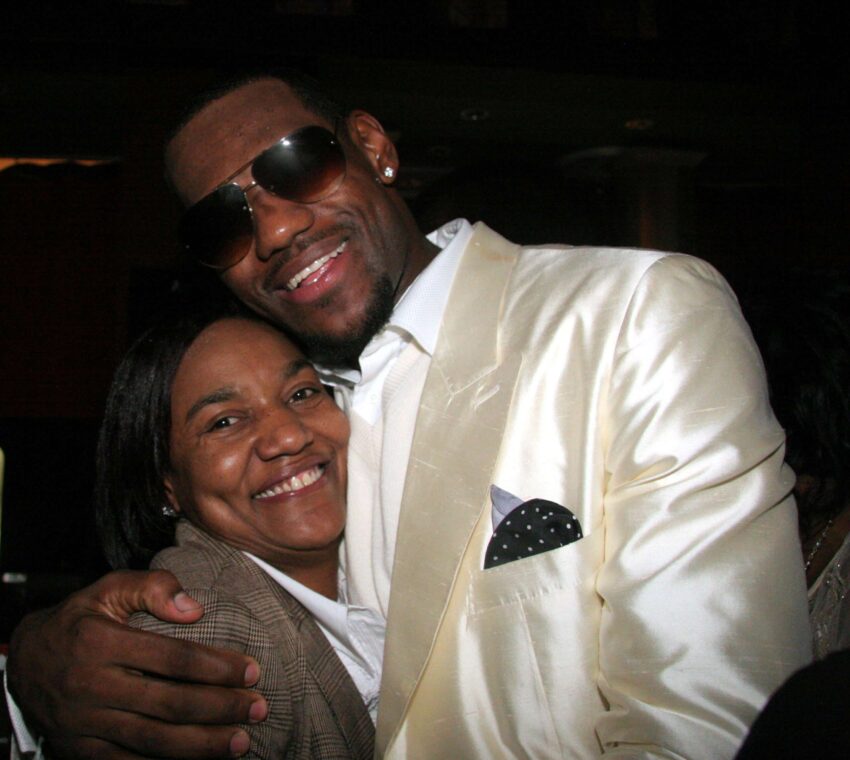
[208,415,237,431]
[289,386,320,404]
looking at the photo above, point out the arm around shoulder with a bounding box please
[130,587,291,760]
[6,569,262,759]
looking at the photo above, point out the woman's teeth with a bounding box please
[253,465,323,499]
[286,241,347,291]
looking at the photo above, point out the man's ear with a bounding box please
[346,110,399,185]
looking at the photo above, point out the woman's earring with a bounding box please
[162,504,178,519]
[383,166,395,178]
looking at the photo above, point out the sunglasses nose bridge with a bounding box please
[250,189,316,261]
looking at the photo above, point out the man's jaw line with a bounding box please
[289,271,396,369]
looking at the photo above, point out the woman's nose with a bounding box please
[250,191,315,261]
[255,407,313,460]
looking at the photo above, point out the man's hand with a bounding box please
[7,569,268,758]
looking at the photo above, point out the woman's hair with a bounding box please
[95,299,260,569]
[742,271,850,535]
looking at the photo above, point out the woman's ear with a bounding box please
[163,477,182,514]
[346,110,399,185]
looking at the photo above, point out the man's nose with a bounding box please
[250,190,315,261]
[254,406,314,460]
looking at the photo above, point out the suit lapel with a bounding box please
[377,224,523,748]
[268,583,376,758]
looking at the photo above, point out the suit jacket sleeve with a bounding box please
[595,254,811,756]
[130,588,293,760]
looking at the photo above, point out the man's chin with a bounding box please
[297,332,372,369]
[288,275,396,369]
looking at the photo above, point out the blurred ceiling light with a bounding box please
[460,107,491,122]
[0,157,118,172]
[624,118,655,131]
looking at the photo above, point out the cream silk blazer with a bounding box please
[375,224,812,759]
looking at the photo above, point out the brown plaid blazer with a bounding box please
[130,520,375,759]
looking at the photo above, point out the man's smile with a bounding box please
[255,226,359,308]
[286,240,348,291]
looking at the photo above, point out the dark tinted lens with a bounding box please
[180,184,253,269]
[252,126,346,203]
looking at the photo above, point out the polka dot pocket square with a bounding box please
[485,485,583,569]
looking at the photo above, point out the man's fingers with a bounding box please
[99,717,251,759]
[78,569,204,624]
[85,619,259,687]
[7,571,266,759]
[125,628,259,686]
[51,720,252,760]
[38,663,264,759]
[86,666,267,725]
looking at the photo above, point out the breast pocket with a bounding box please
[451,524,606,757]
[468,524,603,615]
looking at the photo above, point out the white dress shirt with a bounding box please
[318,219,472,619]
[319,218,471,423]
[243,552,384,722]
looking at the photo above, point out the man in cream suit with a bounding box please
[364,220,810,759]
[7,73,811,758]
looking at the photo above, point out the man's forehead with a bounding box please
[167,79,326,205]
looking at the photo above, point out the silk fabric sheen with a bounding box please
[378,224,811,758]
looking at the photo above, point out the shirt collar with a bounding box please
[318,218,472,385]
[243,551,348,634]
[392,217,472,356]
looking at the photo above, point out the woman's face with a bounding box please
[165,318,349,569]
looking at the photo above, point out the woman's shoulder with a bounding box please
[132,522,374,759]
[137,523,290,641]
[150,520,257,589]
[139,521,307,645]
[128,581,296,757]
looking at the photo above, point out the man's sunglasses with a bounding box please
[180,125,346,270]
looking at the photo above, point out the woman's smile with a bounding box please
[252,463,329,500]
[164,317,350,575]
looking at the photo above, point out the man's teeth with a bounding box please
[286,241,347,291]
[254,466,324,499]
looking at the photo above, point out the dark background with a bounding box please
[0,0,848,631]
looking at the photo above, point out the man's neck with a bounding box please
[393,238,440,307]
[315,237,440,373]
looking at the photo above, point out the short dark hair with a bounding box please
[165,68,348,151]
[95,300,260,569]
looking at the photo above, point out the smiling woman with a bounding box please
[94,305,375,759]
[164,317,349,596]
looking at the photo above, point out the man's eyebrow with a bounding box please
[185,387,236,423]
